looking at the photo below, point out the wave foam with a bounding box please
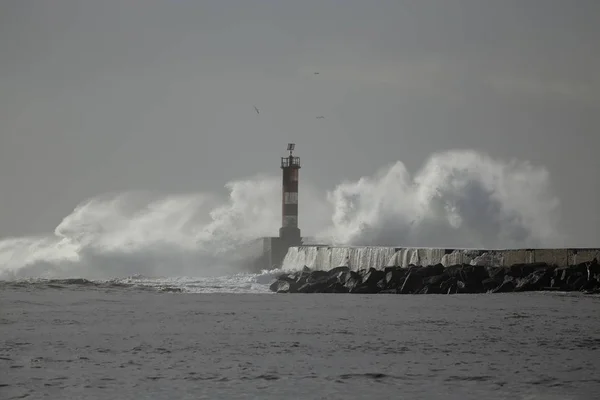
[320,150,561,248]
[0,150,562,280]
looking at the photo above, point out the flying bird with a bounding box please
[253,105,259,114]
[316,116,325,119]
[314,72,319,75]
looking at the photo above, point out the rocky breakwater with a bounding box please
[269,261,600,295]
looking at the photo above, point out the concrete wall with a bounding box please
[438,248,599,267]
[393,247,599,268]
[479,248,600,267]
[257,236,304,271]
[568,249,600,265]
[277,246,600,271]
[440,248,599,267]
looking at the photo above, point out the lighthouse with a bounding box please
[279,143,301,241]
[253,144,304,271]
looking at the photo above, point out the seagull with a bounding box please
[253,105,259,114]
[316,116,325,119]
[314,72,319,75]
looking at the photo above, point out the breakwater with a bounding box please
[270,261,600,295]
[270,246,600,295]
[281,246,600,271]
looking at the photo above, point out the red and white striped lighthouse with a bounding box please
[279,143,301,240]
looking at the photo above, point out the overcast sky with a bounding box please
[0,0,599,244]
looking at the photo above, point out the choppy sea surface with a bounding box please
[1,277,600,400]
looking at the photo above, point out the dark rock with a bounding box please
[414,263,445,278]
[424,274,445,286]
[419,283,443,294]
[445,283,458,294]
[384,267,406,288]
[399,271,424,294]
[482,278,500,292]
[572,262,589,275]
[486,266,508,281]
[587,260,600,279]
[536,263,555,272]
[418,274,445,294]
[440,276,457,293]
[328,266,350,276]
[458,266,486,293]
[306,270,330,284]
[492,276,515,293]
[290,268,312,285]
[362,268,386,287]
[356,268,368,277]
[553,267,572,288]
[272,272,305,289]
[297,281,326,293]
[351,283,379,294]
[508,263,535,278]
[336,270,358,284]
[455,280,479,294]
[470,265,490,281]
[276,273,298,282]
[383,266,401,274]
[442,264,465,278]
[269,280,293,293]
[580,279,599,292]
[336,270,362,292]
[269,262,600,295]
[567,273,587,291]
[328,282,350,293]
[514,268,553,292]
[296,269,356,293]
[344,276,362,292]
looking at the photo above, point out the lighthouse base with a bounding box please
[251,235,303,272]
[278,226,301,241]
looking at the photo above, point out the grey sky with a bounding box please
[1,0,599,244]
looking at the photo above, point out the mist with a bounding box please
[0,1,598,279]
[0,150,563,279]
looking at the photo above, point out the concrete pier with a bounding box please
[279,246,600,271]
[252,144,598,273]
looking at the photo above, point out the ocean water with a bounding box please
[0,148,579,398]
[2,279,599,400]
[0,149,564,282]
